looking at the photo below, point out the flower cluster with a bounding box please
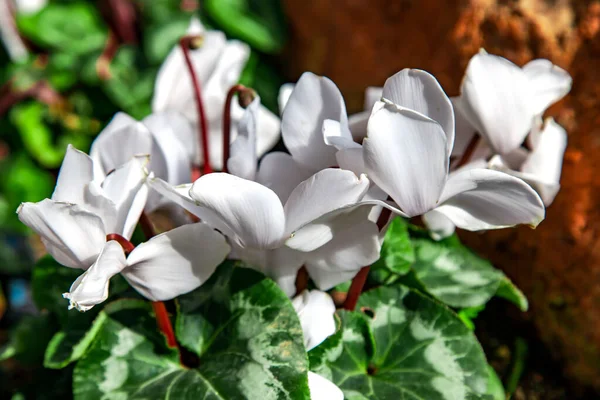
[16,18,569,399]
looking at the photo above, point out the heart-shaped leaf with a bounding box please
[313,285,490,400]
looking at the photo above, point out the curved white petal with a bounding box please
[364,101,448,217]
[101,156,149,239]
[304,207,380,290]
[190,173,286,249]
[283,169,370,236]
[18,200,106,269]
[459,51,534,154]
[308,372,344,400]
[336,147,365,176]
[278,83,295,115]
[364,86,383,112]
[521,118,567,187]
[151,18,226,118]
[256,104,281,157]
[52,145,95,204]
[124,223,229,301]
[63,241,127,312]
[256,152,315,203]
[323,119,361,150]
[436,168,545,231]
[228,97,259,180]
[281,72,350,170]
[292,290,336,350]
[522,59,572,116]
[450,97,477,158]
[232,244,305,297]
[423,210,456,240]
[383,69,455,156]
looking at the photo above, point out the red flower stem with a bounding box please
[455,135,481,169]
[152,301,178,348]
[107,0,138,44]
[138,212,178,349]
[96,31,119,80]
[221,84,255,173]
[343,207,392,311]
[106,233,135,255]
[294,266,309,296]
[179,36,212,175]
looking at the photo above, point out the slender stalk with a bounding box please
[179,36,212,175]
[343,207,392,311]
[96,31,119,80]
[106,0,138,44]
[294,266,309,296]
[105,233,135,254]
[221,84,255,173]
[138,212,178,349]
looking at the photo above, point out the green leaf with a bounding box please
[16,2,107,55]
[175,261,310,398]
[308,314,343,373]
[486,366,505,400]
[74,273,310,400]
[411,237,519,309]
[372,217,415,276]
[495,277,528,312]
[205,0,287,53]
[322,285,490,399]
[0,314,57,365]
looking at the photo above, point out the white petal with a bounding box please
[89,113,138,180]
[101,156,149,239]
[363,101,448,217]
[228,97,259,180]
[63,241,127,312]
[278,83,295,115]
[52,145,95,204]
[423,210,456,240]
[364,86,383,112]
[304,207,380,290]
[383,69,455,156]
[18,200,106,269]
[436,168,545,231]
[281,72,351,170]
[450,97,477,158]
[256,152,314,203]
[151,18,226,117]
[190,173,286,249]
[255,104,281,157]
[522,59,572,115]
[521,118,567,187]
[323,119,361,150]
[308,372,344,400]
[335,147,365,176]
[292,290,336,350]
[459,51,534,154]
[283,169,370,236]
[143,112,194,185]
[232,244,305,297]
[90,117,153,179]
[124,223,230,301]
[348,110,370,142]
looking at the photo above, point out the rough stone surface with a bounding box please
[283,0,600,392]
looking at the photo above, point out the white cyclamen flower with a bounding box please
[152,17,280,170]
[292,290,336,351]
[90,111,195,212]
[18,146,229,311]
[363,69,546,231]
[152,168,381,296]
[454,49,571,155]
[489,117,567,207]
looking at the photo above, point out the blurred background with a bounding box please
[0,0,598,398]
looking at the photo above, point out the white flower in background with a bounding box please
[152,168,381,296]
[292,290,336,351]
[13,0,47,14]
[152,17,280,170]
[308,372,344,400]
[18,145,149,268]
[489,118,567,206]
[453,49,571,155]
[364,69,546,232]
[17,146,230,311]
[90,111,195,212]
[63,221,229,311]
